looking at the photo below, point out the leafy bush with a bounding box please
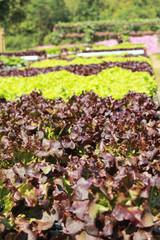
[0,90,159,239]
[43,33,54,45]
[5,34,39,52]
[52,31,62,45]
[55,18,160,28]
[0,56,27,67]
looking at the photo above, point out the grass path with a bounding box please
[150,54,160,103]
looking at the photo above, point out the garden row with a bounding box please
[0,63,156,101]
[34,43,145,56]
[0,50,47,58]
[0,61,153,78]
[0,56,27,69]
[1,43,145,56]
[53,18,160,44]
[0,44,146,70]
[0,90,159,239]
[29,55,151,68]
[62,30,160,42]
[55,18,160,28]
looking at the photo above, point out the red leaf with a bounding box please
[66,217,84,234]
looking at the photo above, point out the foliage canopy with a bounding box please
[1,0,160,49]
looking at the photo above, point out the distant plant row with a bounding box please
[52,18,160,44]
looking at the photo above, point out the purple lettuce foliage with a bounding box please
[0,50,47,57]
[0,61,153,77]
[0,90,160,239]
[0,61,5,69]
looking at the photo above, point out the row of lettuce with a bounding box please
[0,90,160,239]
[33,43,145,55]
[0,56,27,69]
[0,67,156,101]
[29,55,152,68]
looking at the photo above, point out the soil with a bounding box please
[150,54,160,104]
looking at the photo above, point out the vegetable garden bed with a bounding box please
[0,41,159,239]
[0,90,160,239]
[0,66,156,100]
[0,61,153,77]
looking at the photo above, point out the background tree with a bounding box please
[23,0,70,44]
[1,0,70,49]
[1,0,160,50]
[74,0,105,21]
[0,0,28,26]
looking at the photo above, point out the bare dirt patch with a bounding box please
[150,54,160,103]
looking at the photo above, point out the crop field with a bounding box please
[0,43,160,239]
